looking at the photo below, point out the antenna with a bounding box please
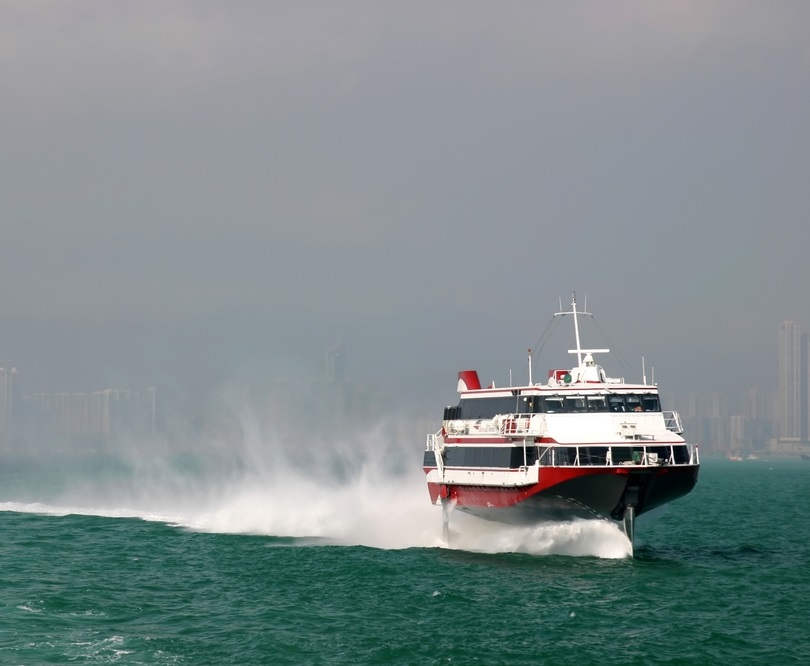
[555,292,608,367]
[528,348,533,386]
[572,293,582,365]
[642,356,647,385]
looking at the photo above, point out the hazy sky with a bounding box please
[2,1,809,407]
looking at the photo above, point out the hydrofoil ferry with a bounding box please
[423,294,700,553]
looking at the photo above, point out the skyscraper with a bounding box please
[146,387,157,437]
[325,342,346,383]
[0,360,18,447]
[778,321,808,444]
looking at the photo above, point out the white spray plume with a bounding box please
[1,401,631,559]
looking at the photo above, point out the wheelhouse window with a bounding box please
[606,393,661,412]
[451,393,660,416]
[586,396,608,412]
[625,394,643,412]
[524,395,613,413]
[641,394,661,411]
[456,396,522,419]
[522,396,539,413]
[564,396,588,413]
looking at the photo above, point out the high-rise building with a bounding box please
[778,321,809,444]
[21,386,150,445]
[325,343,346,383]
[0,360,18,447]
[739,388,775,452]
[741,388,772,422]
[146,387,157,437]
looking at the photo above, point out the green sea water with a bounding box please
[1,441,808,664]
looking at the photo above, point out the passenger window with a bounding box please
[565,397,587,413]
[641,395,660,412]
[626,395,643,412]
[608,395,625,412]
[587,397,607,412]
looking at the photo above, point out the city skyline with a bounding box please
[3,319,809,456]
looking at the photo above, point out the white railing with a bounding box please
[426,430,444,476]
[663,410,683,434]
[496,414,547,436]
[445,414,548,437]
[536,443,699,468]
[446,412,682,438]
[426,434,699,470]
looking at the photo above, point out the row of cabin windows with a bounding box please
[443,393,661,420]
[423,444,691,469]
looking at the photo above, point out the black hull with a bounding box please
[453,464,700,526]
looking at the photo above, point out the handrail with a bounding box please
[425,436,699,470]
[427,430,444,476]
[497,414,543,436]
[663,410,683,434]
[542,442,699,468]
[446,412,681,437]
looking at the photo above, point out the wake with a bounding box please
[0,414,630,559]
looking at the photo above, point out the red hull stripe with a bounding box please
[444,437,513,444]
[444,436,559,444]
[426,466,628,505]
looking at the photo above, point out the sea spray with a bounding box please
[0,403,630,558]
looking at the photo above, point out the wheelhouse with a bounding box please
[444,391,662,420]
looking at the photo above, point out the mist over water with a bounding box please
[1,406,631,559]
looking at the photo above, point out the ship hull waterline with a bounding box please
[425,463,699,526]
